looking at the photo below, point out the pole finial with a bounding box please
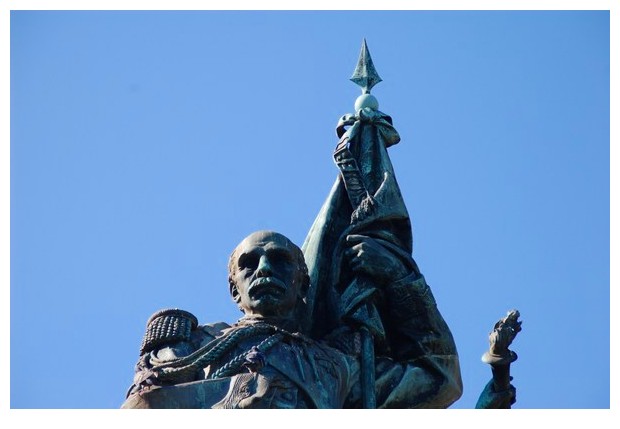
[350,38,382,95]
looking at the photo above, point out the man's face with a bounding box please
[231,231,303,318]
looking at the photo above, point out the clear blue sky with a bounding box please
[8,9,610,411]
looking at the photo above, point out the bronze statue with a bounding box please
[122,230,462,408]
[122,40,520,409]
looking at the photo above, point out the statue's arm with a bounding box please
[374,272,463,408]
[475,377,516,408]
[342,235,462,408]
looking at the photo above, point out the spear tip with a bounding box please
[350,38,382,94]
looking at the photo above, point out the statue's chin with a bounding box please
[246,296,294,319]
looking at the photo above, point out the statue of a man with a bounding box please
[122,41,521,409]
[122,230,463,408]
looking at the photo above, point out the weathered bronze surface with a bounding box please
[476,310,521,409]
[122,40,520,409]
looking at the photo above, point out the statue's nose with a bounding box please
[256,255,273,276]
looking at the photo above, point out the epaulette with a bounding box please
[140,308,198,355]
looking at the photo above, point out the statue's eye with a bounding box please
[238,253,258,271]
[268,249,294,269]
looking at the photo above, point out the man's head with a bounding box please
[228,231,309,319]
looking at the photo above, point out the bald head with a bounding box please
[228,231,309,317]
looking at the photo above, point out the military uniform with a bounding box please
[123,273,462,409]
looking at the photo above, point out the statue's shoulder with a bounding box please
[140,308,199,355]
[195,321,231,343]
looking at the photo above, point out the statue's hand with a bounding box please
[345,234,408,283]
[475,378,516,409]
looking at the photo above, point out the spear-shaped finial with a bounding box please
[350,38,382,94]
[350,39,381,112]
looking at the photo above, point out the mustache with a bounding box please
[248,276,287,295]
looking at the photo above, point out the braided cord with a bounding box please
[209,333,283,379]
[153,324,277,382]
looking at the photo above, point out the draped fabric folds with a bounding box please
[301,107,414,341]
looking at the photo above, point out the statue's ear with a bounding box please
[298,272,310,298]
[230,282,241,304]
